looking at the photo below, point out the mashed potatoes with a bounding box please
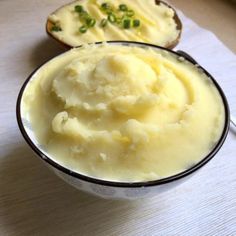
[22,43,225,182]
[48,0,180,47]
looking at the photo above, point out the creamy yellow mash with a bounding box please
[22,43,225,182]
[48,0,180,47]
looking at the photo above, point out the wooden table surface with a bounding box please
[0,0,235,235]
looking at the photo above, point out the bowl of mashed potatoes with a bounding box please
[16,41,230,199]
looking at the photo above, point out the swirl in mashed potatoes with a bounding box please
[22,44,225,182]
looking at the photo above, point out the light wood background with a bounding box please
[0,0,235,235]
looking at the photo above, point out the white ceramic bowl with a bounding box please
[16,41,230,200]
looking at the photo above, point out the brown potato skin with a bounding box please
[46,0,182,49]
[155,0,182,49]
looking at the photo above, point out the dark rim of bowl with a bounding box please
[16,41,230,188]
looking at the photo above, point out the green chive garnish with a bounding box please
[100,19,108,27]
[82,2,141,31]
[116,17,122,25]
[79,11,89,19]
[119,4,128,11]
[123,19,131,29]
[133,19,140,27]
[101,3,110,10]
[79,25,87,33]
[108,13,116,23]
[86,18,96,27]
[75,5,84,13]
[126,9,134,17]
[51,25,62,32]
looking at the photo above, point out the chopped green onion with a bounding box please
[123,18,131,29]
[100,19,108,27]
[75,5,84,13]
[101,2,113,14]
[126,9,134,17]
[51,25,62,32]
[116,17,122,24]
[108,13,116,23]
[133,19,140,27]
[79,11,89,19]
[76,2,140,32]
[101,3,110,10]
[79,25,87,33]
[86,18,96,27]
[119,4,128,11]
